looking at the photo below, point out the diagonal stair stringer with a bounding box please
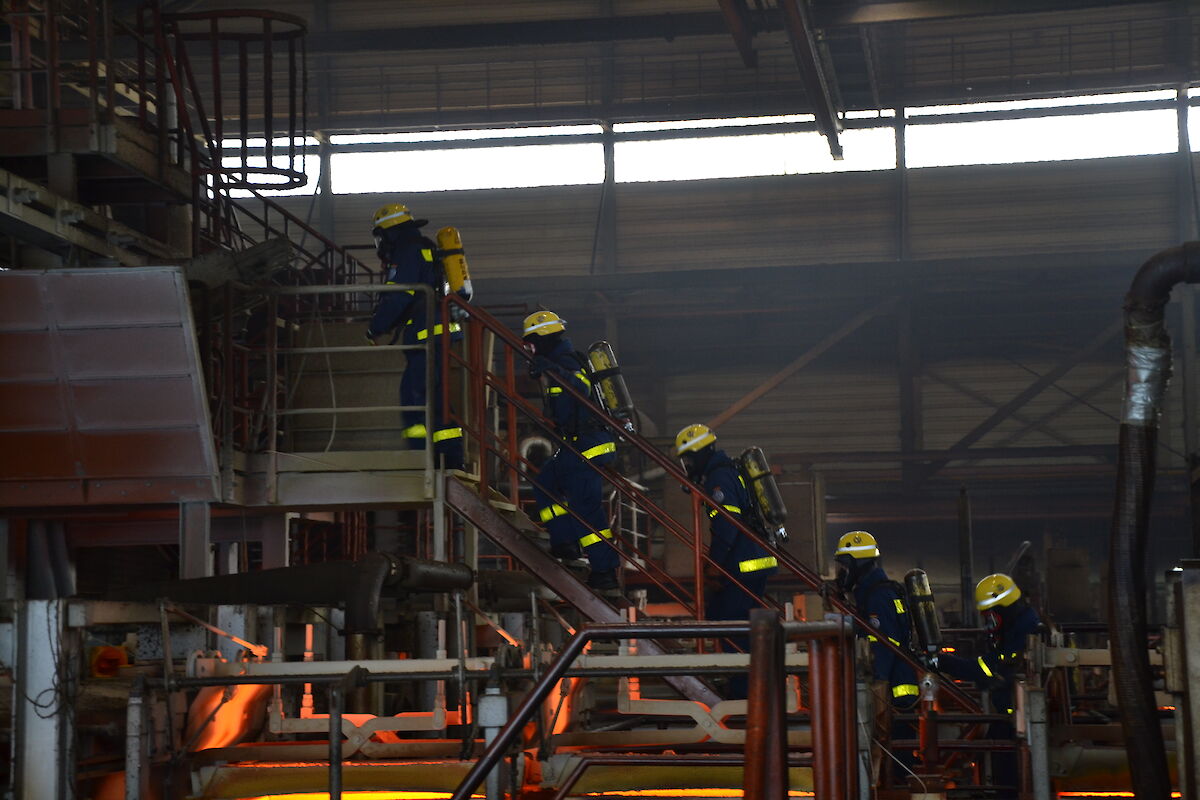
[444,476,721,708]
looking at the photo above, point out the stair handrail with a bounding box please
[445,294,982,712]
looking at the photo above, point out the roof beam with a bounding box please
[716,0,758,68]
[306,12,784,55]
[814,0,1150,28]
[779,0,843,158]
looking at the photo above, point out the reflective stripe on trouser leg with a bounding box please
[433,427,462,443]
[579,528,613,548]
[538,504,568,523]
[402,424,428,439]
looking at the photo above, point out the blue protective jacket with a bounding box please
[533,338,603,435]
[367,224,455,344]
[854,566,919,705]
[699,451,776,576]
[940,603,1041,712]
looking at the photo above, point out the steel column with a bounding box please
[958,487,976,627]
[14,600,66,799]
[179,501,212,578]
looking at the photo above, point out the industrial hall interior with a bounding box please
[8,0,1200,798]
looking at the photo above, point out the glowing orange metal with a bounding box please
[1057,794,1181,798]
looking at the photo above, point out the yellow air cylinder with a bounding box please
[904,568,943,656]
[436,226,473,299]
[740,446,788,543]
[586,340,636,431]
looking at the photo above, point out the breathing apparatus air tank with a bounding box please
[586,341,637,432]
[436,226,473,301]
[904,569,943,656]
[739,447,788,545]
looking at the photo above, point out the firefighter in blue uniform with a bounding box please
[522,310,620,591]
[937,573,1042,796]
[365,203,463,470]
[833,531,918,781]
[675,423,777,696]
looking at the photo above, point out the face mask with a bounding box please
[983,609,1002,637]
[834,557,856,591]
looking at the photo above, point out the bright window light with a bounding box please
[907,89,1176,117]
[330,125,602,145]
[331,143,604,193]
[906,109,1177,168]
[616,127,895,182]
[614,114,815,133]
[1188,106,1200,151]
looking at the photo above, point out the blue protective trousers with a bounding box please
[399,342,463,470]
[531,431,618,572]
[707,569,771,699]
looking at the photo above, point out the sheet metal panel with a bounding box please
[278,155,1178,285]
[0,268,219,508]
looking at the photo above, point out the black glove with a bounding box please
[365,331,378,346]
[528,355,554,380]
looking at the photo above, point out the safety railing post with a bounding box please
[423,287,434,490]
[471,317,488,493]
[810,637,832,800]
[504,344,519,505]
[691,490,705,623]
[266,291,279,503]
[746,609,787,799]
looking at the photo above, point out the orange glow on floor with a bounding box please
[238,793,482,799]
[1058,794,1181,798]
[582,792,814,798]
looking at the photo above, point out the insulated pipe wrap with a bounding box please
[1109,241,1200,800]
[1122,345,1170,426]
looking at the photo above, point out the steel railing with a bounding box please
[442,293,982,711]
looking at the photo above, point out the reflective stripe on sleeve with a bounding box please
[739,556,778,573]
[892,684,920,699]
[977,656,994,678]
[579,528,613,548]
[708,504,743,518]
[581,441,616,459]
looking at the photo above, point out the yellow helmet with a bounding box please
[373,203,413,230]
[523,310,565,338]
[834,530,880,559]
[975,573,1021,610]
[675,423,716,455]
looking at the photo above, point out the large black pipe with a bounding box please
[1109,242,1200,800]
[116,553,473,633]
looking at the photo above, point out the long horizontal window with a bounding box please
[906,108,1178,168]
[227,90,1194,195]
[617,127,895,182]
